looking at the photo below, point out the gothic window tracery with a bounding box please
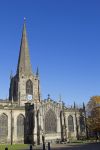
[26,79,33,95]
[68,115,74,132]
[17,114,24,137]
[0,113,8,139]
[45,109,57,133]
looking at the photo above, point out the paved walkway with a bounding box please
[51,143,100,150]
[25,142,100,150]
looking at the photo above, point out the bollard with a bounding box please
[30,145,33,150]
[5,148,8,150]
[48,142,50,150]
[43,143,45,150]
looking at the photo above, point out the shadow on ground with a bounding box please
[51,143,100,150]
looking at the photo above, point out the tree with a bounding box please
[86,96,100,137]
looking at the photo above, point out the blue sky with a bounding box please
[0,0,100,106]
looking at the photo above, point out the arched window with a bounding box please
[26,79,33,95]
[45,109,57,133]
[80,115,85,132]
[17,114,24,138]
[0,113,8,140]
[68,115,74,132]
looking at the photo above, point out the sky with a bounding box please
[0,0,100,106]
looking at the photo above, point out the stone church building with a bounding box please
[0,22,86,144]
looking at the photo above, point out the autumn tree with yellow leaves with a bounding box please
[87,96,100,135]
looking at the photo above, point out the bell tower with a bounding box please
[9,20,40,105]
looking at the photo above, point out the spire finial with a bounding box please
[83,102,85,110]
[74,101,76,109]
[47,94,50,100]
[24,17,26,25]
[36,67,39,77]
[24,17,26,21]
[10,70,13,80]
[59,94,62,102]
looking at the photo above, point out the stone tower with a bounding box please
[9,21,40,106]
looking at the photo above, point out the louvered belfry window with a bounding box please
[26,79,33,95]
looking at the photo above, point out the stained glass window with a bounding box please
[68,115,74,132]
[0,113,8,140]
[17,114,24,137]
[26,79,33,95]
[45,109,57,133]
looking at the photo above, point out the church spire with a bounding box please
[17,19,32,76]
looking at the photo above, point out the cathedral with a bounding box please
[0,21,86,144]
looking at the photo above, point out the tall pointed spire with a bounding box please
[17,19,32,76]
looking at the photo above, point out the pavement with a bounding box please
[25,142,100,150]
[51,143,100,150]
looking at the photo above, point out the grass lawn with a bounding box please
[0,144,29,150]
